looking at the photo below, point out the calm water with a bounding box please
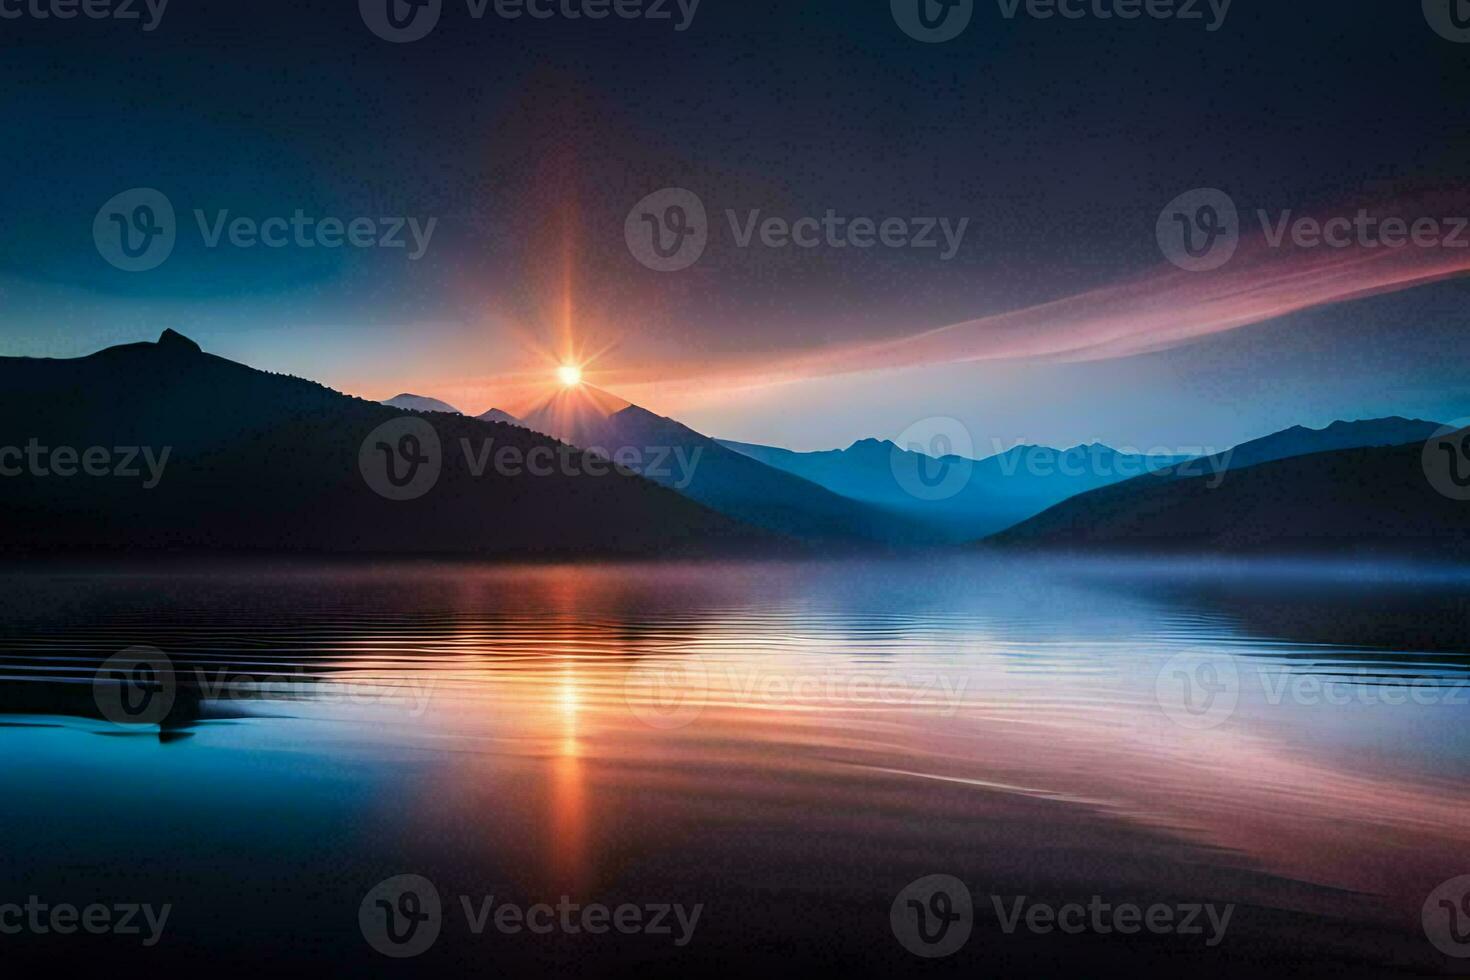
[1,556,1468,976]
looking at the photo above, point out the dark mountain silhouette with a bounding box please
[477,408,522,425]
[0,332,766,556]
[383,393,462,414]
[718,437,1192,541]
[1196,417,1444,473]
[720,417,1450,543]
[519,388,937,544]
[989,434,1470,558]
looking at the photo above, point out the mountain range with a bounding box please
[993,436,1469,558]
[0,331,760,556]
[719,437,1193,542]
[515,387,935,544]
[382,394,523,428]
[0,332,1462,559]
[383,393,461,414]
[1173,416,1443,475]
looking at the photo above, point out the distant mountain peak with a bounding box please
[1218,417,1446,473]
[477,408,521,425]
[519,384,635,443]
[993,442,1046,457]
[1322,416,1422,430]
[1275,417,1433,438]
[383,393,462,415]
[157,328,202,354]
[614,402,666,423]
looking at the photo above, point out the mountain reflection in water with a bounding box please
[0,555,1466,976]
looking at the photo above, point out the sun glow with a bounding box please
[556,364,583,387]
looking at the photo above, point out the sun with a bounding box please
[556,364,583,387]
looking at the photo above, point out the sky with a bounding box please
[2,0,1468,451]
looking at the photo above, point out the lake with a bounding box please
[1,555,1467,975]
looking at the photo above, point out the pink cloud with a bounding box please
[756,229,1470,386]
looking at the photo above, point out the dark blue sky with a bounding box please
[2,0,1468,448]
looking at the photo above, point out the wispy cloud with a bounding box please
[376,195,1470,415]
[728,227,1470,390]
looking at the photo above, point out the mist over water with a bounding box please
[0,555,1466,975]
